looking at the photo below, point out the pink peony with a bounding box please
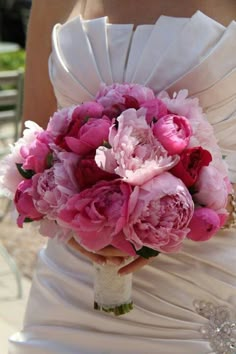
[96,83,155,108]
[193,165,229,212]
[95,108,178,185]
[58,180,134,254]
[0,121,43,197]
[140,98,168,124]
[123,172,194,253]
[30,153,80,218]
[187,208,221,241]
[65,116,111,155]
[14,179,43,227]
[52,102,104,150]
[47,106,75,138]
[20,131,53,173]
[152,114,192,155]
[71,101,104,121]
[158,90,202,123]
[39,219,72,242]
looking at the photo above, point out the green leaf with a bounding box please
[103,140,112,149]
[16,163,35,179]
[136,246,160,259]
[46,153,53,168]
[23,217,34,223]
[83,116,90,124]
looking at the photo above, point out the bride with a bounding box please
[9,0,236,353]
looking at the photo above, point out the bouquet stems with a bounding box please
[93,260,133,316]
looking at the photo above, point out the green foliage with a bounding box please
[0,50,25,71]
[136,246,160,259]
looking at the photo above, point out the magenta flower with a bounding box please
[152,114,192,155]
[65,117,111,155]
[187,208,221,241]
[123,172,194,253]
[14,179,43,227]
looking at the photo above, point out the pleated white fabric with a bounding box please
[9,11,236,354]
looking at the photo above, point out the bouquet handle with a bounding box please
[93,260,133,316]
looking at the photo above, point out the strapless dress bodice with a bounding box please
[49,10,236,181]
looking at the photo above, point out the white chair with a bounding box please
[0,69,24,299]
[0,69,24,156]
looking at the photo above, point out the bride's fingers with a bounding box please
[118,256,154,276]
[96,245,130,257]
[67,238,106,265]
[106,256,126,265]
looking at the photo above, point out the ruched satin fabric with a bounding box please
[9,11,236,354]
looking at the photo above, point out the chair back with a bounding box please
[0,69,24,156]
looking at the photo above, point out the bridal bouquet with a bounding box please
[0,83,230,315]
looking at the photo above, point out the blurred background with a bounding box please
[0,2,46,353]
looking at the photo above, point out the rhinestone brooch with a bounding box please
[194,300,236,354]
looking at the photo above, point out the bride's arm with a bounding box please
[24,0,126,267]
[23,0,80,129]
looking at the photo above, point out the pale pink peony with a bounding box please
[152,114,192,155]
[0,121,43,197]
[39,219,72,242]
[58,180,134,254]
[193,165,228,213]
[30,153,80,218]
[123,172,194,253]
[96,83,155,108]
[65,116,111,155]
[14,179,43,227]
[158,90,202,123]
[187,208,221,241]
[95,108,178,185]
[47,106,75,138]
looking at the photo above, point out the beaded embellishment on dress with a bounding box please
[194,300,236,354]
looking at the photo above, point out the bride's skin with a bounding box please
[25,0,236,274]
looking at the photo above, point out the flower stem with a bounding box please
[94,301,133,316]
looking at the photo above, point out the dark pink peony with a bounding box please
[53,102,104,150]
[75,153,118,190]
[187,208,221,241]
[65,117,111,155]
[14,179,43,227]
[152,114,192,155]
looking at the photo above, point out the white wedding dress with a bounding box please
[9,11,236,354]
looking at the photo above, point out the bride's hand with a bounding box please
[68,239,154,274]
[68,238,129,266]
